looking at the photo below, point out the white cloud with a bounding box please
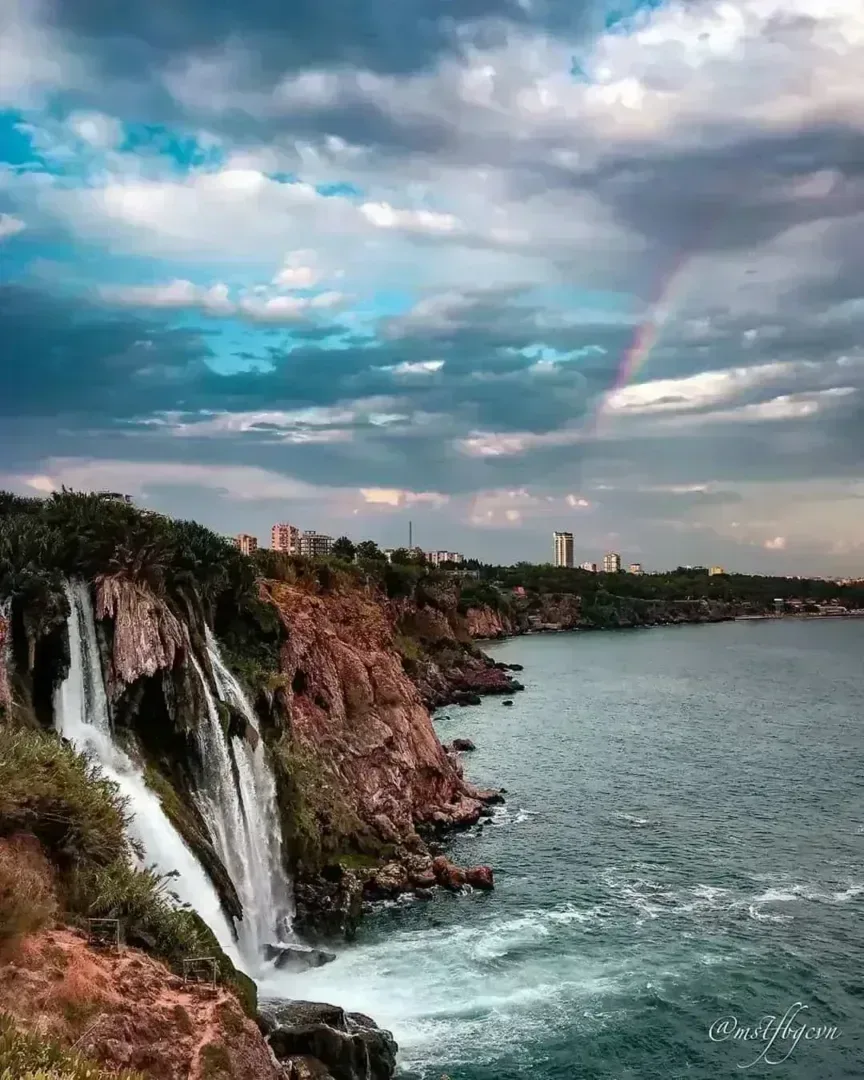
[387,360,445,376]
[273,265,321,288]
[0,0,82,107]
[100,278,343,322]
[764,536,787,550]
[67,111,123,149]
[605,362,820,416]
[360,201,462,235]
[0,214,25,241]
[153,407,356,443]
[359,488,449,509]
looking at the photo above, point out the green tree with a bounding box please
[355,540,386,561]
[332,536,356,561]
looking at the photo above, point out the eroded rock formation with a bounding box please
[95,574,188,692]
[0,929,281,1080]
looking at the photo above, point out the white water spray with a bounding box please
[191,628,293,966]
[54,581,241,967]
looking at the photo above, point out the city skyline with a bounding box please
[2,1,864,577]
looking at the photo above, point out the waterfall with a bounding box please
[190,629,293,964]
[54,581,242,968]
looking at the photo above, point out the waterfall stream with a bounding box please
[191,629,293,965]
[54,581,242,968]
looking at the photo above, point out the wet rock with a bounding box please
[465,865,494,890]
[502,699,513,706]
[450,737,476,752]
[414,887,435,900]
[293,870,364,941]
[476,788,505,805]
[283,1057,335,1079]
[263,944,336,972]
[364,861,410,900]
[411,870,437,890]
[265,1000,397,1080]
[455,692,482,706]
[431,856,466,890]
[505,663,524,671]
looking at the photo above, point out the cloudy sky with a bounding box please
[1,0,863,572]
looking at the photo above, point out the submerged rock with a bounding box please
[450,737,476,752]
[502,699,514,706]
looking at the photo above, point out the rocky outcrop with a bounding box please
[0,928,280,1079]
[95,575,187,692]
[260,1000,397,1080]
[0,601,10,713]
[465,606,514,639]
[265,581,492,845]
[264,943,336,972]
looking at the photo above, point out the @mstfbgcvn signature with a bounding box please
[709,1002,841,1068]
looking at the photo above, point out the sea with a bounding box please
[279,619,864,1078]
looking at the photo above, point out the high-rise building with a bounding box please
[628,562,643,575]
[709,565,726,576]
[553,531,574,568]
[604,551,621,573]
[271,522,300,554]
[299,531,333,557]
[580,561,597,573]
[234,533,258,556]
[427,550,464,566]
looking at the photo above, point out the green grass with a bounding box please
[0,725,255,1015]
[0,1013,146,1080]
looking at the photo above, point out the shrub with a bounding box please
[0,728,128,872]
[0,835,57,955]
[0,726,254,1013]
[0,1013,146,1080]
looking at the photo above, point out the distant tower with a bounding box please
[553,531,574,568]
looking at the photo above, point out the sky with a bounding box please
[1,0,863,574]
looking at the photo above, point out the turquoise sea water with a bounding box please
[273,620,864,1078]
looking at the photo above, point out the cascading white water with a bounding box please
[190,628,293,966]
[54,581,242,967]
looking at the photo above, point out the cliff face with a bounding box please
[0,603,10,713]
[1,928,280,1080]
[465,605,516,639]
[264,580,490,846]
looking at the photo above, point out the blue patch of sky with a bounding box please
[316,180,363,199]
[604,0,664,33]
[120,124,225,172]
[0,110,37,168]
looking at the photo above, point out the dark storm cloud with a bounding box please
[44,0,589,81]
[562,124,864,258]
[2,276,860,505]
[0,283,629,433]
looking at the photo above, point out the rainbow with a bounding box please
[588,251,694,435]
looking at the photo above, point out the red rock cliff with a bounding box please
[0,928,280,1080]
[264,580,490,843]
